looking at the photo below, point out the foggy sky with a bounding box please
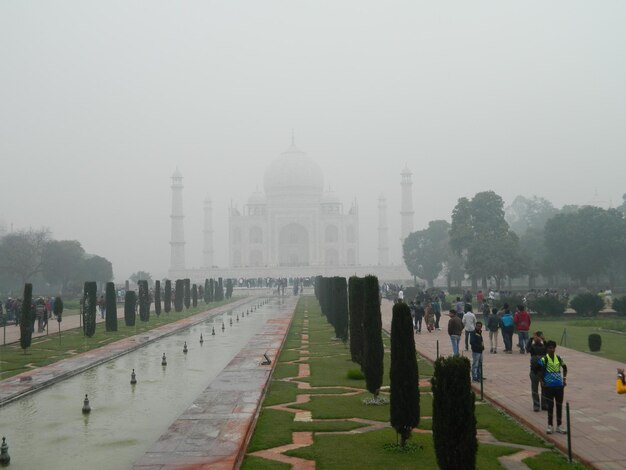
[1,1,625,282]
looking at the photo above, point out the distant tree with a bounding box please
[83,281,97,337]
[403,220,450,287]
[505,195,558,235]
[390,301,420,447]
[174,279,184,312]
[80,255,113,290]
[154,280,162,316]
[105,281,117,332]
[184,279,191,309]
[432,356,477,470]
[191,284,198,307]
[362,275,384,398]
[570,293,605,317]
[138,280,150,322]
[20,283,33,352]
[41,239,85,294]
[124,290,137,326]
[544,206,626,285]
[348,276,365,365]
[0,228,50,284]
[332,277,349,342]
[444,252,466,291]
[164,279,172,313]
[130,271,153,287]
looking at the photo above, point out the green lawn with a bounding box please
[532,317,626,362]
[0,299,236,380]
[243,295,588,469]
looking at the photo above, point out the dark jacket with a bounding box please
[470,330,484,353]
[448,316,463,336]
[527,338,547,371]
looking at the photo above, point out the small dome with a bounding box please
[248,189,266,205]
[264,143,324,196]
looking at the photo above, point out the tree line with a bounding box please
[403,192,626,290]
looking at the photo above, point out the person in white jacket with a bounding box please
[462,304,477,352]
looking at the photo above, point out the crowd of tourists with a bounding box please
[1,296,58,332]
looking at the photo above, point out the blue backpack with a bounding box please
[501,313,513,328]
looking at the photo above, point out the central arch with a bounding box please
[278,223,309,266]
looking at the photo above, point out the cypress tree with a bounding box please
[198,284,204,300]
[431,356,477,470]
[333,277,349,341]
[174,279,184,312]
[362,275,384,397]
[184,279,191,309]
[204,279,210,303]
[217,277,224,301]
[154,280,162,316]
[20,283,33,352]
[226,278,233,299]
[192,284,198,307]
[208,278,215,302]
[53,296,63,321]
[164,279,172,313]
[105,281,118,332]
[83,281,97,337]
[124,290,137,326]
[349,276,365,365]
[390,301,420,446]
[138,280,150,322]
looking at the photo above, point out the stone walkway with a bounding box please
[246,299,550,470]
[380,299,626,470]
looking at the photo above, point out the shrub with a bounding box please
[154,280,161,316]
[164,279,172,313]
[333,276,349,342]
[105,282,117,332]
[348,276,365,365]
[138,280,150,322]
[362,275,384,397]
[588,333,602,352]
[124,290,137,326]
[347,369,365,380]
[83,281,97,337]
[431,355,476,470]
[390,301,420,446]
[570,293,604,317]
[527,296,567,316]
[20,283,33,351]
[612,296,626,316]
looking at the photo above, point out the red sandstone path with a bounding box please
[380,299,626,470]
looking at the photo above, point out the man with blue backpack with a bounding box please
[499,303,515,353]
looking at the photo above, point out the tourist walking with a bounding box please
[539,340,568,434]
[431,297,442,330]
[424,303,435,332]
[414,301,425,333]
[462,304,477,351]
[455,296,465,319]
[470,321,485,382]
[447,309,463,356]
[486,307,500,353]
[499,304,515,353]
[527,331,547,411]
[514,304,531,354]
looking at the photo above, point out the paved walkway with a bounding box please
[381,300,626,470]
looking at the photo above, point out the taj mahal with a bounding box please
[168,141,413,282]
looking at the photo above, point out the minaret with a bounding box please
[378,194,389,265]
[202,196,214,269]
[400,164,414,244]
[169,168,186,272]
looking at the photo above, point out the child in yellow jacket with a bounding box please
[618,369,626,395]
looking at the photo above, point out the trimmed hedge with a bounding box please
[348,276,365,365]
[20,283,33,351]
[362,275,384,396]
[588,333,602,352]
[164,279,172,313]
[124,291,137,326]
[83,281,97,337]
[570,293,604,317]
[105,281,117,332]
[528,296,567,316]
[154,280,161,316]
[612,296,626,316]
[138,280,150,322]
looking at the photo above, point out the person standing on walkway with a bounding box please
[486,307,500,353]
[424,302,435,332]
[514,304,531,354]
[527,331,547,411]
[470,321,485,382]
[499,304,515,353]
[431,297,442,330]
[462,304,477,351]
[539,340,568,434]
[447,309,463,356]
[414,300,425,333]
[455,296,465,320]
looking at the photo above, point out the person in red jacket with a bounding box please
[514,304,531,355]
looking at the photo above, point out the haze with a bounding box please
[1,1,624,281]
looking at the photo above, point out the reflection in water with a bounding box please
[0,299,278,470]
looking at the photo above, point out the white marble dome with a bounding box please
[263,143,324,196]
